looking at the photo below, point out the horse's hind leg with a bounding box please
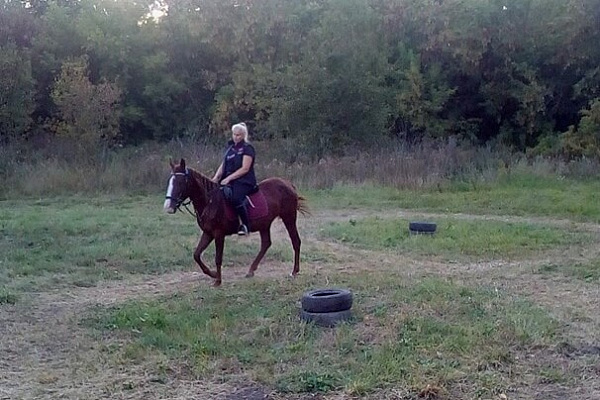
[282,216,302,277]
[246,229,272,278]
[194,232,218,281]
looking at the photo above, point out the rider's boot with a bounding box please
[236,204,250,235]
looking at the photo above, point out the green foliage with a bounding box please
[0,42,34,141]
[74,0,193,142]
[30,1,87,122]
[0,287,18,305]
[51,56,122,146]
[534,98,600,159]
[267,0,390,158]
[560,99,600,159]
[392,50,456,140]
[2,0,600,155]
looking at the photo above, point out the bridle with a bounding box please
[165,170,196,217]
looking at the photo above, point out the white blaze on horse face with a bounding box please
[163,175,175,212]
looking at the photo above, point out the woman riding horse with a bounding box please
[163,158,308,286]
[211,122,256,236]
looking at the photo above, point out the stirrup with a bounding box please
[237,224,249,236]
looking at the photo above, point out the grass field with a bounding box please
[307,172,600,222]
[1,172,600,399]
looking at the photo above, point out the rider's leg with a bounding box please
[230,183,251,235]
[235,203,250,235]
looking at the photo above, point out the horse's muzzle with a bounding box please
[163,198,177,214]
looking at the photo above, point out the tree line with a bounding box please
[1,0,599,159]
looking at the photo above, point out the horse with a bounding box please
[163,158,309,286]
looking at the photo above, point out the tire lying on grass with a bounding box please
[300,288,354,327]
[409,221,437,235]
[301,288,353,313]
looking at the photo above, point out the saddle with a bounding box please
[223,189,268,222]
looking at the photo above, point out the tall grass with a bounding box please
[1,136,599,199]
[0,138,218,198]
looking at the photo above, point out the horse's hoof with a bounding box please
[290,272,299,278]
[245,272,254,278]
[212,280,222,287]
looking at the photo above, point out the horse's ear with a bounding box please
[180,158,186,169]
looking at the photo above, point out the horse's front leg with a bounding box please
[213,235,225,287]
[193,232,217,280]
[246,229,271,278]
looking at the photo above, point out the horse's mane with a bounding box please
[187,168,219,195]
[187,168,225,222]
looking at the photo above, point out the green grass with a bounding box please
[319,216,594,261]
[0,195,334,291]
[87,274,559,397]
[3,169,597,398]
[307,172,600,222]
[0,287,18,305]
[0,195,199,290]
[2,174,597,290]
[538,258,600,282]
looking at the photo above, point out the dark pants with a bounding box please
[228,182,255,207]
[227,182,255,230]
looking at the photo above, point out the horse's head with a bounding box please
[163,158,191,214]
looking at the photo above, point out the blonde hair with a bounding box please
[231,122,249,142]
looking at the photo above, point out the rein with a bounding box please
[180,199,197,218]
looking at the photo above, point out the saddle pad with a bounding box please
[224,190,268,222]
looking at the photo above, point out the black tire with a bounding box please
[409,221,437,233]
[300,309,353,327]
[301,288,353,313]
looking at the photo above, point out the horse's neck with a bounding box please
[188,169,219,211]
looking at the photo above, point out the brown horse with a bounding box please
[163,158,309,286]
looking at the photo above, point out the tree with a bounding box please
[0,0,37,141]
[559,99,600,159]
[29,1,87,126]
[0,42,35,142]
[51,56,122,147]
[391,48,455,141]
[266,0,390,158]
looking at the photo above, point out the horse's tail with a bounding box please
[289,181,311,216]
[263,177,311,216]
[297,195,311,216]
